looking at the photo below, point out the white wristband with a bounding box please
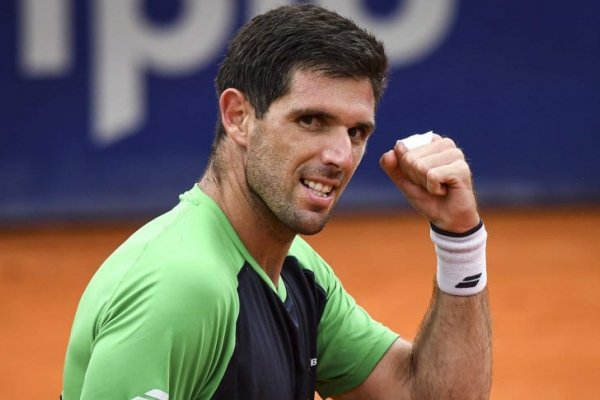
[431,223,487,296]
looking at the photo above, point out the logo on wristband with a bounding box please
[455,273,482,289]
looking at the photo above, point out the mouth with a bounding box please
[301,179,333,198]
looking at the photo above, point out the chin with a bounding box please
[296,224,326,236]
[290,214,330,236]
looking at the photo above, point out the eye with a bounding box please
[298,115,325,131]
[299,115,316,127]
[348,127,366,141]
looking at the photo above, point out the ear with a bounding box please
[219,88,252,147]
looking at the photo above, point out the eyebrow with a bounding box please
[290,108,376,132]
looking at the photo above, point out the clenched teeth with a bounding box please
[302,179,333,197]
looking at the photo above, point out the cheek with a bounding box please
[353,147,366,168]
[253,140,300,181]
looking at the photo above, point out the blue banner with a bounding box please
[1,1,599,221]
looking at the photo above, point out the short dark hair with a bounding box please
[212,4,388,147]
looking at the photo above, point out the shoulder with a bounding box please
[288,236,338,291]
[91,204,244,332]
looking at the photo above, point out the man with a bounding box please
[63,4,491,399]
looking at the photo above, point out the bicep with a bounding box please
[78,283,233,399]
[315,276,398,397]
[79,329,171,398]
[332,338,413,400]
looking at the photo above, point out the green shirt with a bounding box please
[62,185,398,399]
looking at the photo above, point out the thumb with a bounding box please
[380,149,409,185]
[379,149,398,176]
[380,146,428,201]
[379,141,408,180]
[394,139,409,157]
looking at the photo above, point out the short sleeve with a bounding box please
[289,238,398,398]
[69,258,238,400]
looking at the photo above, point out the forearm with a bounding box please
[375,135,492,399]
[409,287,492,399]
[332,240,492,400]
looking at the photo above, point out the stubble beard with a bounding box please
[246,165,333,237]
[245,130,334,236]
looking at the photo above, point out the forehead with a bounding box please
[271,70,376,122]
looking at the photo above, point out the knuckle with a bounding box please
[454,160,473,179]
[426,167,439,183]
[451,147,465,160]
[403,152,419,169]
[441,137,457,148]
[456,159,470,171]
[414,158,429,176]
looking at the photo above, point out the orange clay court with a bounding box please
[1,207,599,399]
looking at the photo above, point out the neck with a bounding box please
[199,160,294,287]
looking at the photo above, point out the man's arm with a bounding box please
[411,287,491,398]
[334,134,492,399]
[335,288,491,400]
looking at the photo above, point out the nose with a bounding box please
[321,128,354,171]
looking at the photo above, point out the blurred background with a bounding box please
[2,0,598,221]
[1,0,599,398]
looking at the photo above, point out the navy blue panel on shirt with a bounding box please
[212,257,327,399]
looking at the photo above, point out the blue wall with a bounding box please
[1,1,599,221]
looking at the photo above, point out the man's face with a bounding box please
[245,69,376,235]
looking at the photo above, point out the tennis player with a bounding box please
[62,4,491,399]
